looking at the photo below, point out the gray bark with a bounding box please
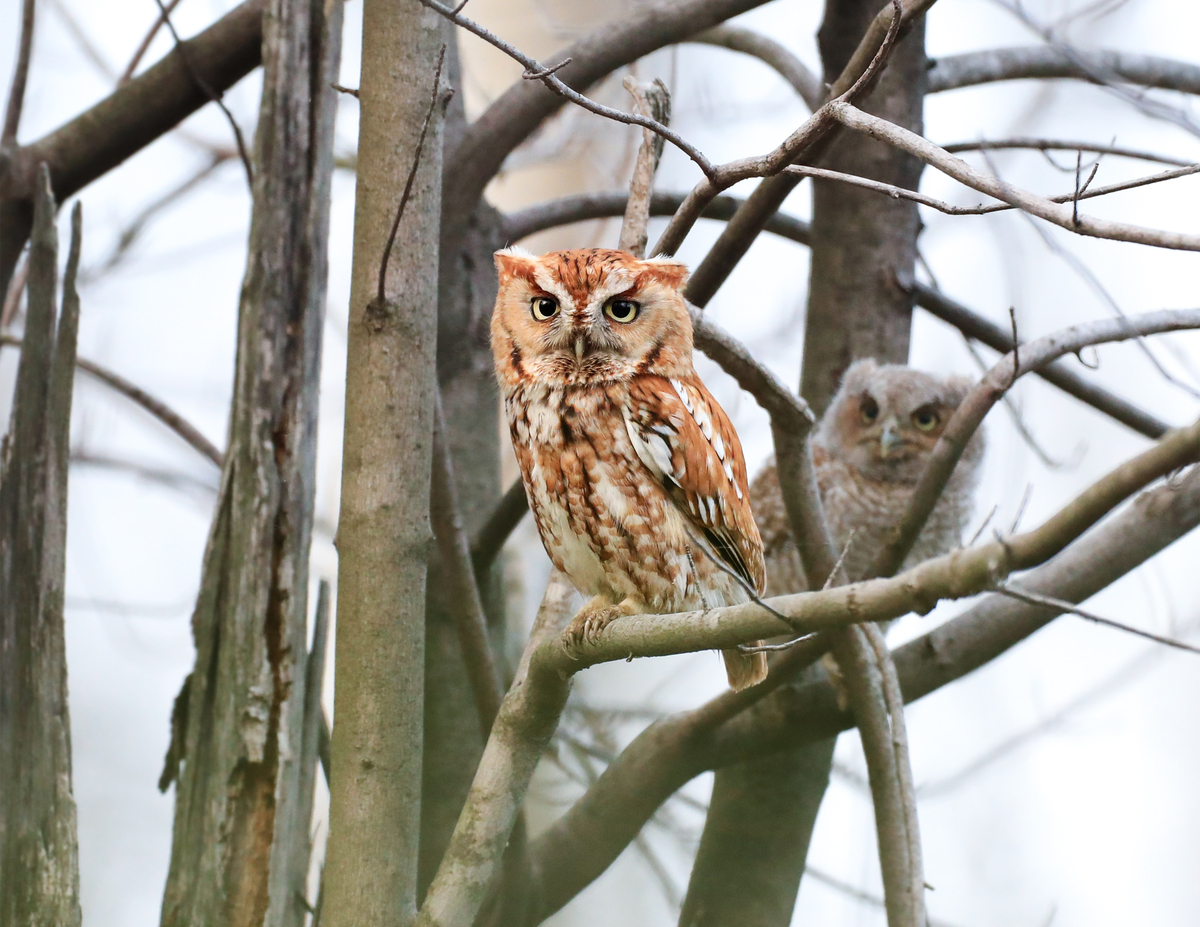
[320,0,445,924]
[682,3,928,923]
[0,172,82,927]
[157,1,341,924]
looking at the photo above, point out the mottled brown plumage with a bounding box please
[752,359,984,595]
[491,247,767,689]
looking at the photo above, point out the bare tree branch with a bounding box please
[418,0,715,178]
[779,158,1200,217]
[0,333,223,465]
[502,190,1170,440]
[830,102,1200,250]
[651,0,912,257]
[469,478,528,579]
[941,138,1192,167]
[118,0,186,85]
[992,585,1200,656]
[524,464,1200,918]
[872,309,1200,578]
[2,0,36,145]
[0,0,267,293]
[617,77,671,258]
[831,625,925,927]
[440,0,798,256]
[927,46,1200,97]
[414,576,576,927]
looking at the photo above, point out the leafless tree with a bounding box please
[1,1,1199,926]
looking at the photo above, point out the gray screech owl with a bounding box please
[752,359,985,594]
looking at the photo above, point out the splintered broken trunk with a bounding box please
[156,1,342,925]
[0,172,83,927]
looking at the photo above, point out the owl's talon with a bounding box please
[561,602,626,655]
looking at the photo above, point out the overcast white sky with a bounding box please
[2,0,1199,924]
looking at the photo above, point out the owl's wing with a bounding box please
[624,375,766,595]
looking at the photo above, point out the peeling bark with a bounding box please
[156,1,342,924]
[0,172,82,927]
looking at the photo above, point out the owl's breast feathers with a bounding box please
[503,374,765,611]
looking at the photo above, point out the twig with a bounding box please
[872,309,1200,578]
[151,0,253,188]
[431,388,505,735]
[777,159,1200,218]
[45,0,115,81]
[87,154,229,277]
[863,624,925,921]
[651,0,908,257]
[2,0,36,144]
[831,625,925,927]
[70,451,219,497]
[376,43,446,307]
[993,585,1200,656]
[119,0,185,84]
[910,282,1169,439]
[0,334,223,466]
[941,138,1192,168]
[617,77,671,258]
[416,0,715,178]
[829,102,1200,251]
[502,190,1172,441]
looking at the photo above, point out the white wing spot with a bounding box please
[723,461,736,484]
[712,433,725,460]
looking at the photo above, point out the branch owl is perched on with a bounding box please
[491,247,768,691]
[753,359,985,594]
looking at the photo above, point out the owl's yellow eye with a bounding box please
[860,396,880,424]
[530,296,559,321]
[912,408,940,431]
[604,299,640,323]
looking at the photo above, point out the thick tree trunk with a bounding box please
[0,173,82,927]
[681,3,927,923]
[320,1,445,924]
[156,2,342,925]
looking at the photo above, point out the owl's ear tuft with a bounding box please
[495,247,538,283]
[637,256,689,288]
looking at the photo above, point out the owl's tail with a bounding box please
[722,646,768,691]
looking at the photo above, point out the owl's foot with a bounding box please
[562,596,641,657]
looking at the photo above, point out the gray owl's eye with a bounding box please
[530,296,559,321]
[604,298,640,323]
[860,396,880,424]
[912,407,940,431]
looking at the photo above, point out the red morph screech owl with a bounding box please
[490,247,768,691]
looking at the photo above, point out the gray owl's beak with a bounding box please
[575,335,585,361]
[879,423,903,458]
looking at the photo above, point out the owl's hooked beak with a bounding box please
[879,421,904,458]
[574,335,585,361]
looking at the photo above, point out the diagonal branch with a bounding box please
[417,0,715,178]
[515,438,1200,923]
[0,333,222,466]
[872,309,1200,578]
[829,102,1200,251]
